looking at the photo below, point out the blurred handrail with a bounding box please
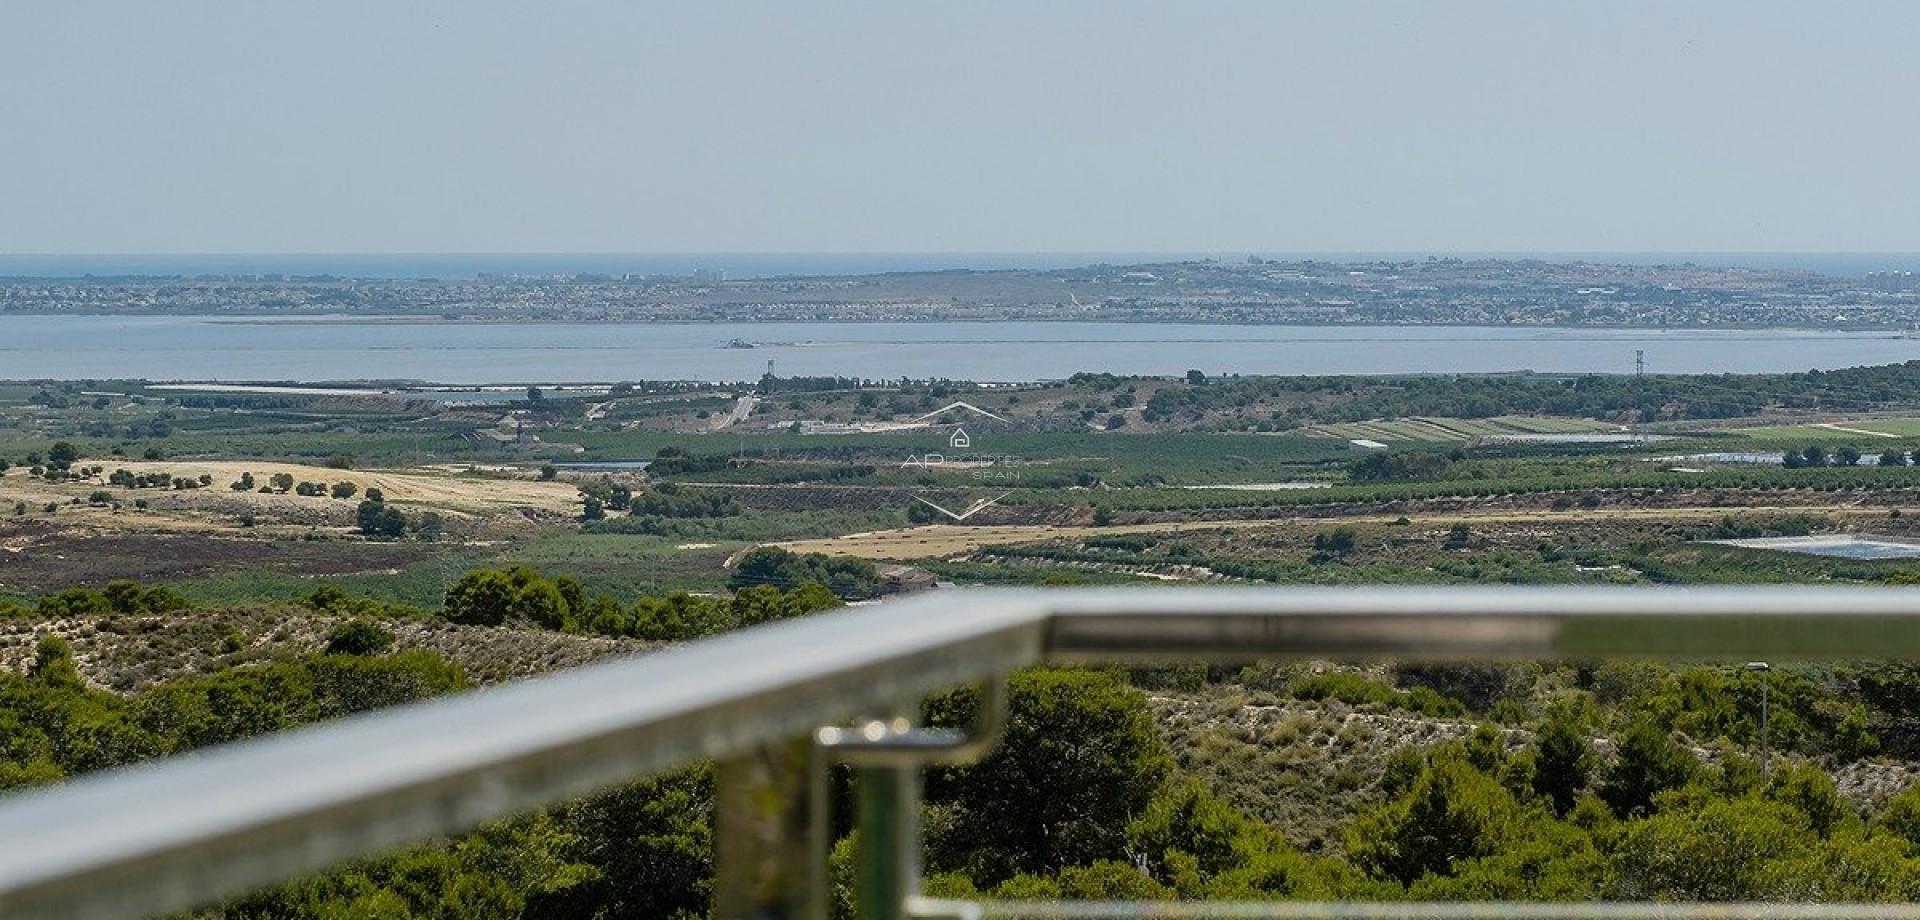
[3,585,1920,919]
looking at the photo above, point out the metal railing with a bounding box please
[5,585,1920,919]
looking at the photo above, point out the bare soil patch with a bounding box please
[0,524,439,592]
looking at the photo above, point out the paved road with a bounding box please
[714,394,758,429]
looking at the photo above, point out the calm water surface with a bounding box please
[2,316,1916,383]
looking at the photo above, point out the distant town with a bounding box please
[6,257,1920,329]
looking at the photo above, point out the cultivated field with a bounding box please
[775,502,1889,562]
[1734,417,1920,441]
[1301,415,1617,443]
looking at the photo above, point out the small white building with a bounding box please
[1349,438,1390,452]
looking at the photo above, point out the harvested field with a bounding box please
[0,460,583,538]
[65,459,582,511]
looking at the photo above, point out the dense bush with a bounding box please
[440,565,844,640]
[727,545,881,600]
[1287,671,1468,717]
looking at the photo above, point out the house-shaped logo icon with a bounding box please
[949,427,971,449]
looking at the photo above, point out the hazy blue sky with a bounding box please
[4,1,1918,254]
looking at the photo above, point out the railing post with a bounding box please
[854,761,920,920]
[715,739,818,920]
[823,683,1006,920]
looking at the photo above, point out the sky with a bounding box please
[4,1,1919,255]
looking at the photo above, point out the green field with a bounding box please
[1733,417,1920,443]
[1303,415,1615,443]
[566,429,1353,486]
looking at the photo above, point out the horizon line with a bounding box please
[7,248,1920,257]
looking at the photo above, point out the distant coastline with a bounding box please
[6,251,1920,280]
[7,256,1919,331]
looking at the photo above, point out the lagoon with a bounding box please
[2,316,1917,383]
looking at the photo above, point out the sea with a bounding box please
[2,316,1916,384]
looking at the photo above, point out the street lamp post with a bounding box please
[1746,661,1771,780]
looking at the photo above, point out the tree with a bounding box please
[717,582,842,631]
[1186,369,1208,386]
[924,670,1172,883]
[1395,663,1523,713]
[726,546,877,599]
[581,494,605,521]
[356,500,407,539]
[631,592,731,640]
[102,579,147,615]
[1350,451,1450,483]
[1313,527,1357,555]
[1346,746,1522,886]
[306,584,350,611]
[541,771,714,919]
[46,441,79,471]
[1883,449,1910,467]
[1126,778,1263,883]
[1765,763,1852,839]
[1531,705,1594,816]
[28,635,85,692]
[1875,777,1920,846]
[1835,445,1863,467]
[443,567,573,631]
[411,511,445,542]
[443,569,518,627]
[729,546,800,591]
[330,481,358,499]
[325,619,396,656]
[1598,721,1698,819]
[269,472,295,493]
[1612,798,1806,900]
